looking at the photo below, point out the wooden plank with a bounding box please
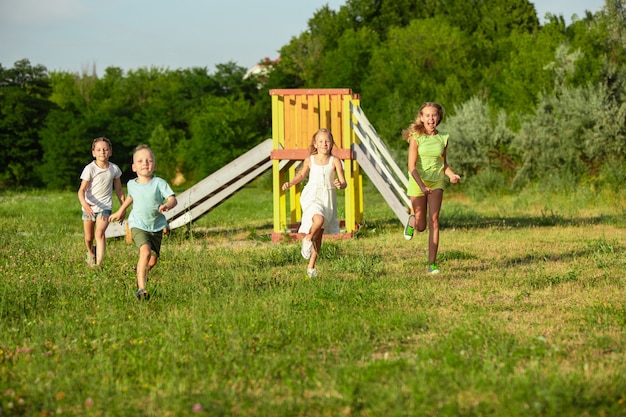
[270,148,352,160]
[105,138,275,239]
[168,159,274,230]
[351,103,407,186]
[270,88,353,96]
[165,139,273,220]
[353,142,410,225]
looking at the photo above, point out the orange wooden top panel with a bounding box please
[270,88,354,96]
[270,148,352,161]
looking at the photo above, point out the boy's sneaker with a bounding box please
[403,215,415,240]
[307,268,318,278]
[86,253,96,266]
[428,263,440,274]
[136,289,150,300]
[301,237,313,259]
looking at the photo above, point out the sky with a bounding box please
[0,0,606,75]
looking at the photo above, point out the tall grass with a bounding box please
[1,182,625,416]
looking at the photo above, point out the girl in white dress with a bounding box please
[282,129,347,278]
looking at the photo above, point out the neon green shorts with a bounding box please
[407,177,444,197]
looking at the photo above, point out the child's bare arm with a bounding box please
[333,158,347,189]
[159,195,177,212]
[78,179,94,217]
[282,159,311,190]
[113,177,125,205]
[110,196,133,222]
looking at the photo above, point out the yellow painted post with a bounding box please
[271,88,361,239]
[351,95,364,226]
[341,93,354,233]
[272,94,286,234]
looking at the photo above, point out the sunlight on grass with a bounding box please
[1,184,625,416]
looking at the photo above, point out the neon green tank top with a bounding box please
[410,132,449,182]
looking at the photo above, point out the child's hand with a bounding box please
[109,210,126,223]
[333,179,346,189]
[282,182,291,191]
[82,204,94,217]
[159,204,170,212]
[449,174,461,184]
[109,211,121,223]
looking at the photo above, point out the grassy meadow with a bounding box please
[1,179,626,416]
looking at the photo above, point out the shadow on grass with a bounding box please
[357,210,623,236]
[443,210,616,230]
[161,209,623,244]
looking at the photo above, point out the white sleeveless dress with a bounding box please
[298,155,340,234]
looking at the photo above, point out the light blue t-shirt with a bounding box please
[127,176,175,232]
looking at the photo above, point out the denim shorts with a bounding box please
[82,209,112,221]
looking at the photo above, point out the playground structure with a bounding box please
[105,88,410,240]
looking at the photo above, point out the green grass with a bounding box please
[1,182,625,416]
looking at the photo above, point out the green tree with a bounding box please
[148,124,184,184]
[317,27,379,92]
[184,95,261,182]
[444,97,515,178]
[0,59,52,186]
[362,18,473,142]
[483,25,565,118]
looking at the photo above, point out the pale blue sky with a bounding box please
[0,0,605,75]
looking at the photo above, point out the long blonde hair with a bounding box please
[402,102,444,141]
[308,128,335,155]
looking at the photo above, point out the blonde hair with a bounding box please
[132,144,155,161]
[402,102,444,141]
[308,128,335,155]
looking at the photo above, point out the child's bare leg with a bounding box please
[410,196,428,233]
[426,190,443,264]
[148,254,158,273]
[308,227,324,269]
[94,215,108,265]
[136,244,152,290]
[83,220,95,257]
[306,214,324,241]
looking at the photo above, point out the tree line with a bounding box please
[1,0,624,196]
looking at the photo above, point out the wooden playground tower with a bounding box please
[270,88,364,242]
[106,87,408,242]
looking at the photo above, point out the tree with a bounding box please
[317,27,379,92]
[361,18,474,142]
[183,95,260,182]
[444,97,515,178]
[0,59,52,186]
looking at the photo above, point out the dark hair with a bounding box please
[92,137,112,150]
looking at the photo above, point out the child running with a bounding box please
[78,137,125,267]
[110,145,177,300]
[402,102,461,274]
[282,128,347,278]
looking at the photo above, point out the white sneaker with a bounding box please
[301,237,313,259]
[307,268,317,278]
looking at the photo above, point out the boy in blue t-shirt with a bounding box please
[111,145,177,300]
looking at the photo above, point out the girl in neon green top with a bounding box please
[403,102,461,274]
